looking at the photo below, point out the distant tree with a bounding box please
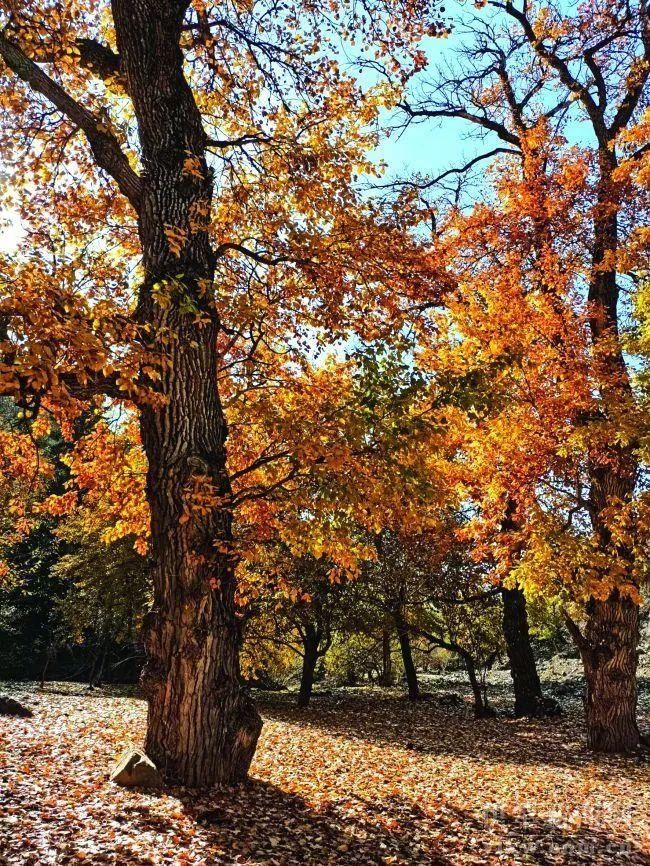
[243,551,349,706]
[52,522,150,687]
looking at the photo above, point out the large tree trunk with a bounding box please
[139,338,261,784]
[577,592,641,752]
[578,551,641,752]
[395,618,419,701]
[113,0,262,786]
[501,586,550,717]
[577,149,641,753]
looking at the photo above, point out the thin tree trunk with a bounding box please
[87,648,99,690]
[297,636,319,708]
[94,641,109,687]
[500,498,558,717]
[396,619,419,701]
[462,653,492,719]
[380,628,394,686]
[138,313,261,785]
[112,0,262,786]
[89,639,109,689]
[40,644,54,687]
[344,662,357,686]
[501,586,550,717]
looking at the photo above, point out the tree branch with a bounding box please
[376,148,519,193]
[399,100,521,147]
[433,587,502,606]
[0,32,142,211]
[229,449,291,483]
[494,0,608,144]
[562,607,595,666]
[411,624,469,659]
[214,242,309,267]
[608,4,650,139]
[206,133,271,150]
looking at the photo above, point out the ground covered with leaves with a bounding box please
[1,681,649,865]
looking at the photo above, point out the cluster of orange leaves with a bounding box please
[0,1,648,612]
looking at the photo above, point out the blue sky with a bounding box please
[367,0,595,186]
[373,31,482,178]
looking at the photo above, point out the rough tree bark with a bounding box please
[111,0,262,784]
[567,593,640,752]
[573,148,641,753]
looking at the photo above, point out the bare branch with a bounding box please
[379,147,520,192]
[206,132,271,150]
[399,100,521,147]
[493,0,608,144]
[214,242,309,267]
[230,449,291,483]
[609,3,650,138]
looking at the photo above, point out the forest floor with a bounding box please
[0,676,649,866]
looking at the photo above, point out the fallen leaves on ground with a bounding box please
[0,682,648,865]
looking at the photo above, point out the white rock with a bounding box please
[109,748,162,788]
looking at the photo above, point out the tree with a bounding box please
[0,398,72,682]
[0,1,444,785]
[52,522,150,688]
[243,551,346,706]
[382,532,505,717]
[401,0,649,750]
[501,586,551,718]
[378,627,395,686]
[500,504,560,718]
[362,533,422,701]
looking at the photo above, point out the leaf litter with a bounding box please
[0,683,648,865]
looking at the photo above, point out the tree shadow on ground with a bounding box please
[61,779,453,865]
[450,802,650,865]
[52,779,649,866]
[257,691,649,773]
[176,778,453,865]
[34,682,145,700]
[3,683,647,865]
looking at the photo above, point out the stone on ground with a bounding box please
[0,696,32,717]
[109,748,162,788]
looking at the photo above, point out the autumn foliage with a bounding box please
[0,0,648,801]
